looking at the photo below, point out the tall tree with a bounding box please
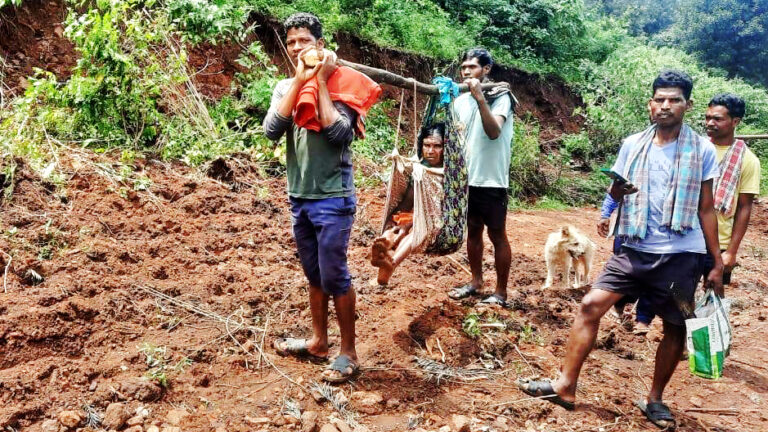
[673,0,768,86]
[586,0,679,36]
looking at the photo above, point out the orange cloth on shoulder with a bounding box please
[294,66,382,139]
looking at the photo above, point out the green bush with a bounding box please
[581,43,768,156]
[167,0,253,44]
[0,0,22,8]
[508,116,547,201]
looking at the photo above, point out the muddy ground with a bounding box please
[1,153,766,432]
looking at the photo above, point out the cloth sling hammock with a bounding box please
[380,84,468,255]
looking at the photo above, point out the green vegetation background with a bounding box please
[1,0,766,202]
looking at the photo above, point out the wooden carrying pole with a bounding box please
[736,134,768,140]
[338,59,508,94]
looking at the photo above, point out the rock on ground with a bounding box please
[103,402,131,430]
[351,391,384,415]
[57,410,82,428]
[450,414,471,432]
[301,411,319,432]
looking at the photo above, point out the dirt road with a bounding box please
[1,155,766,431]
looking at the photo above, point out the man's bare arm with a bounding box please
[722,193,755,271]
[698,179,724,296]
[466,78,503,139]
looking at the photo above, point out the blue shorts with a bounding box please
[289,195,356,296]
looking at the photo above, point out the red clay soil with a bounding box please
[0,0,76,98]
[1,154,767,432]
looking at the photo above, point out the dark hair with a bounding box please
[652,69,693,100]
[709,93,746,118]
[284,13,323,40]
[417,122,446,160]
[461,48,493,67]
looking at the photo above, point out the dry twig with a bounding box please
[414,356,494,384]
[446,255,472,276]
[1,249,12,293]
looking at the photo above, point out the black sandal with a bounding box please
[273,338,328,364]
[516,378,575,410]
[448,284,477,300]
[635,400,676,429]
[322,354,359,383]
[479,294,508,308]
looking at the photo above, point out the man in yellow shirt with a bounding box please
[705,93,762,284]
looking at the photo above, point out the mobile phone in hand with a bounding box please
[600,168,629,184]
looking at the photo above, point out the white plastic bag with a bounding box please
[685,290,732,379]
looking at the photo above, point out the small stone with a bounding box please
[689,396,704,407]
[245,417,271,425]
[41,419,59,432]
[386,398,400,408]
[285,414,301,425]
[120,379,164,402]
[58,410,82,428]
[125,426,143,432]
[301,411,319,432]
[492,417,509,432]
[330,417,351,432]
[53,26,64,38]
[310,388,326,402]
[319,425,340,432]
[351,391,384,415]
[450,414,471,432]
[438,426,451,432]
[126,415,144,426]
[103,402,131,430]
[166,409,188,426]
[146,427,160,432]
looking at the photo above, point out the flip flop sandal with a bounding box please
[635,400,676,429]
[479,294,508,308]
[273,338,328,364]
[448,284,477,300]
[322,354,359,384]
[516,378,575,410]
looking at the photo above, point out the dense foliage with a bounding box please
[2,0,767,201]
[589,0,768,87]
[0,0,23,8]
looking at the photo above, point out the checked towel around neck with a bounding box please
[618,124,703,239]
[713,139,746,218]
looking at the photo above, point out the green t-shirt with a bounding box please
[451,92,514,188]
[263,79,357,199]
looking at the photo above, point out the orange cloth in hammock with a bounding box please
[392,211,413,226]
[294,66,382,139]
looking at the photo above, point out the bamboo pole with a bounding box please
[736,134,768,140]
[338,59,508,95]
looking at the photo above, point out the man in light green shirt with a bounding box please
[447,48,515,306]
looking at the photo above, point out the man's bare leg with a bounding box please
[467,218,485,291]
[648,320,685,403]
[322,287,358,380]
[551,289,624,400]
[306,284,330,357]
[487,226,511,300]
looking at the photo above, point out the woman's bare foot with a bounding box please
[377,258,395,285]
[370,237,393,267]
